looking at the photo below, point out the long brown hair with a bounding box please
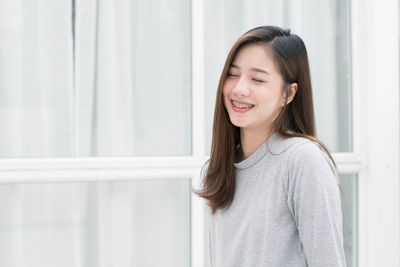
[194,25,342,214]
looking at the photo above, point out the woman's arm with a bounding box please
[287,141,347,267]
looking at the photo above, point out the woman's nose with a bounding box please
[232,76,251,96]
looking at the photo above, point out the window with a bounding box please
[0,0,399,266]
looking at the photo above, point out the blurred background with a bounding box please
[0,0,398,266]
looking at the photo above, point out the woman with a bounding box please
[194,26,346,266]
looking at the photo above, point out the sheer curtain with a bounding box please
[0,0,74,156]
[0,0,191,266]
[75,0,191,157]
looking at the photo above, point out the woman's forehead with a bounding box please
[231,44,276,73]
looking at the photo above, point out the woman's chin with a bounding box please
[230,118,251,128]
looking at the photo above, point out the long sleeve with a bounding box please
[286,141,346,267]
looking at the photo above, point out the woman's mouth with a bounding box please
[231,100,255,113]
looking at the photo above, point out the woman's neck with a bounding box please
[239,127,274,161]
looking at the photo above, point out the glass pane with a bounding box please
[0,179,191,266]
[203,0,352,154]
[339,174,358,267]
[0,0,191,157]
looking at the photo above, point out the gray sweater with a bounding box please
[204,132,346,267]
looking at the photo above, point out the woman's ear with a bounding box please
[286,83,298,105]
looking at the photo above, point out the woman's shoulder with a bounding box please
[269,132,313,155]
[287,139,327,161]
[281,136,337,177]
[271,133,334,167]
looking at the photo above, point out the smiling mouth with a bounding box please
[230,100,255,113]
[231,100,255,108]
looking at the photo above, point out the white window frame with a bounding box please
[0,0,398,266]
[351,0,400,267]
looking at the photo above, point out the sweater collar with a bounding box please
[234,131,280,170]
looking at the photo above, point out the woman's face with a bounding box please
[223,43,287,132]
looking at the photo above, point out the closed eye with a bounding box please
[252,78,264,83]
[227,73,239,77]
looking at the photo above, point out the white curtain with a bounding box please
[75,0,191,157]
[0,0,191,266]
[0,0,191,158]
[0,180,190,267]
[0,0,74,156]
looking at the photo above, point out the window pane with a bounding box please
[0,179,191,266]
[203,0,352,154]
[0,0,191,157]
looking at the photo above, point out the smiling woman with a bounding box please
[223,44,297,153]
[193,25,346,266]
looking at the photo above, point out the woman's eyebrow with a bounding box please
[251,67,270,75]
[230,64,270,75]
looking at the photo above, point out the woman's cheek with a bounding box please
[224,79,236,88]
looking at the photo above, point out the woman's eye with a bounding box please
[252,78,264,83]
[227,73,239,77]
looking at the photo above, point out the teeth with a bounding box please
[232,100,254,109]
